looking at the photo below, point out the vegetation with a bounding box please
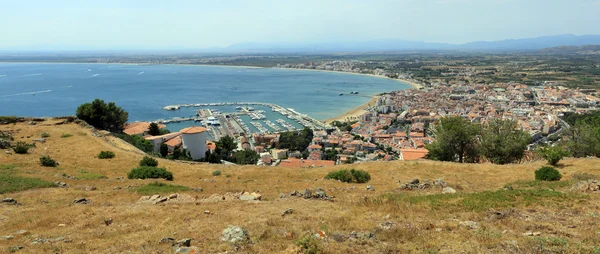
[159,143,169,157]
[325,169,371,183]
[167,146,193,161]
[535,166,562,181]
[147,122,161,136]
[77,170,108,180]
[203,150,222,163]
[332,120,358,132]
[562,111,600,158]
[0,116,22,124]
[114,133,154,153]
[277,127,314,152]
[76,99,128,132]
[127,166,173,181]
[12,141,30,154]
[39,156,58,167]
[40,132,50,138]
[426,116,480,163]
[479,119,531,165]
[538,146,569,166]
[295,233,321,254]
[97,151,115,159]
[212,170,222,176]
[0,164,55,194]
[230,149,259,165]
[216,136,237,153]
[135,182,190,195]
[139,156,158,167]
[60,133,73,138]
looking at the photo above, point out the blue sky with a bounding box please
[1,0,599,50]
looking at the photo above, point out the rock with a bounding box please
[279,193,286,199]
[32,138,46,143]
[58,224,66,227]
[442,187,457,194]
[289,190,299,196]
[312,189,327,199]
[5,150,11,155]
[220,226,249,244]
[204,210,211,215]
[433,178,447,187]
[150,195,160,200]
[523,231,541,236]
[73,198,89,204]
[504,185,514,191]
[85,186,97,191]
[154,197,168,204]
[281,208,294,217]
[169,194,178,199]
[303,189,312,199]
[366,185,375,191]
[0,235,14,240]
[174,238,191,247]
[113,186,122,190]
[104,218,113,226]
[458,221,478,230]
[15,230,29,235]
[175,246,200,253]
[349,231,375,240]
[379,221,396,230]
[3,198,17,205]
[383,214,390,220]
[409,179,419,185]
[239,192,262,201]
[8,246,24,252]
[193,188,203,192]
[56,182,68,188]
[159,237,175,244]
[28,121,36,125]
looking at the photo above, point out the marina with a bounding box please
[157,102,333,139]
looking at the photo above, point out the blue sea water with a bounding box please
[0,63,410,123]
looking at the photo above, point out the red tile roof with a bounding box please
[180,126,207,134]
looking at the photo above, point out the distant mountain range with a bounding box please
[539,45,600,54]
[225,34,600,53]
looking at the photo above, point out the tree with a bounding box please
[139,156,158,167]
[277,127,314,152]
[76,99,128,132]
[204,150,222,163]
[538,146,569,166]
[480,119,531,165]
[425,116,481,163]
[231,149,259,165]
[216,136,237,153]
[564,122,600,157]
[148,123,161,136]
[159,143,169,158]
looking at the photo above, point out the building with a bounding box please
[144,132,181,153]
[271,149,288,160]
[180,126,208,161]
[123,122,166,136]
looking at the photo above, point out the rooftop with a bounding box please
[180,126,207,134]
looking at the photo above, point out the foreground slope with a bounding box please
[1,120,600,253]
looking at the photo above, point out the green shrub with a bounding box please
[538,146,569,166]
[39,156,58,167]
[98,151,116,159]
[325,169,371,183]
[295,233,321,254]
[136,181,191,195]
[535,166,562,181]
[212,170,222,176]
[12,141,30,154]
[127,166,173,181]
[40,132,50,138]
[139,156,158,167]
[60,133,73,138]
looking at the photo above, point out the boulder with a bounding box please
[366,185,375,191]
[174,238,191,247]
[3,198,17,205]
[312,188,327,199]
[240,192,262,201]
[220,226,249,244]
[409,179,419,185]
[73,198,89,204]
[281,208,294,217]
[442,187,456,194]
[458,221,478,230]
[175,246,200,253]
[279,193,286,199]
[159,237,175,244]
[303,189,312,199]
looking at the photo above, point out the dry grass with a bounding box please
[1,120,600,253]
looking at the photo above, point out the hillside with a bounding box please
[1,119,600,253]
[540,45,600,55]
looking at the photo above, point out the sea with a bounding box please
[0,63,410,131]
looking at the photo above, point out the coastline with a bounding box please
[323,96,379,124]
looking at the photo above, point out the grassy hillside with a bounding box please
[1,119,600,253]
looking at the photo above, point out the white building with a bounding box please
[180,126,207,160]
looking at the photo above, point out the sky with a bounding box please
[1,0,599,50]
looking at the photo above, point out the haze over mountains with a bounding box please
[226,34,600,53]
[2,34,600,54]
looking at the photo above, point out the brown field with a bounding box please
[1,120,600,253]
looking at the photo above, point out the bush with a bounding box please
[76,99,128,132]
[114,133,154,153]
[136,181,191,195]
[98,151,116,159]
[139,156,158,167]
[13,141,30,154]
[212,170,222,176]
[535,166,562,181]
[40,156,58,167]
[538,146,569,166]
[60,133,73,138]
[127,166,173,181]
[325,169,371,183]
[40,132,50,138]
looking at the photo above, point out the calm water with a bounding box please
[0,63,410,123]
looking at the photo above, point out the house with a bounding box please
[123,122,166,136]
[271,149,288,160]
[399,148,429,161]
[144,132,182,153]
[307,144,322,152]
